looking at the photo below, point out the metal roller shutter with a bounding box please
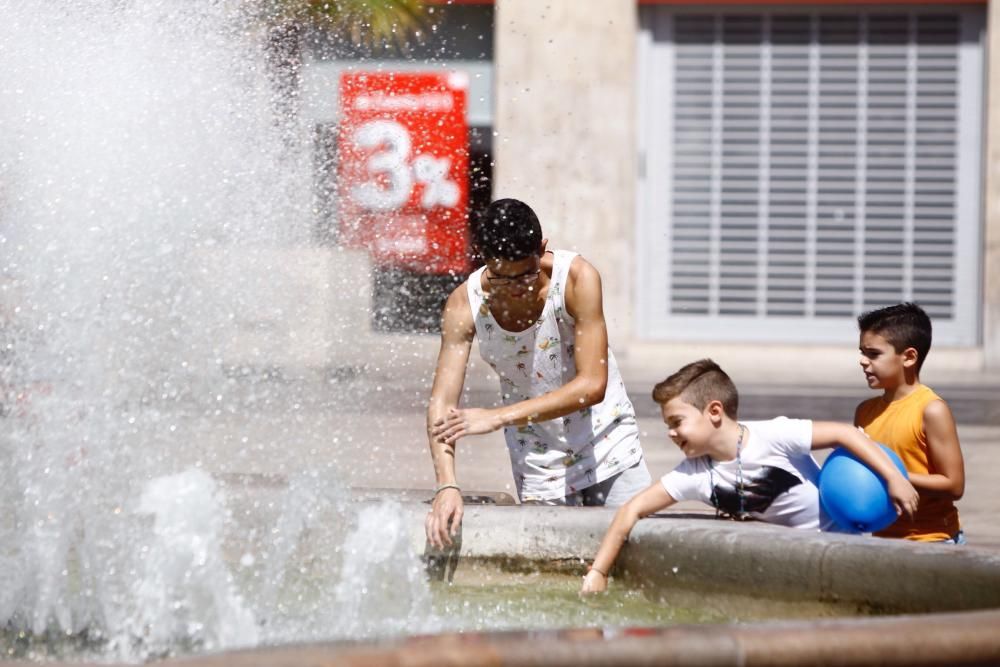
[637,7,984,344]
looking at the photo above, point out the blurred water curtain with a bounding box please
[0,0,430,658]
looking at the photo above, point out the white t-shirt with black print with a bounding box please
[660,417,831,530]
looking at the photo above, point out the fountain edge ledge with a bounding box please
[410,503,1000,613]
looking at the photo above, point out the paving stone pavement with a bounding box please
[180,346,1000,552]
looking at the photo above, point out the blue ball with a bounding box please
[819,444,909,533]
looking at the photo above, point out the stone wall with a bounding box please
[985,0,1000,369]
[493,0,638,339]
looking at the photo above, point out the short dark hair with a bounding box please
[857,302,933,372]
[473,198,543,261]
[652,359,739,420]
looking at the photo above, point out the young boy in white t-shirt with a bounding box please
[580,359,918,595]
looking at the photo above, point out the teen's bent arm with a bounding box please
[580,483,676,595]
[811,421,919,519]
[425,286,475,549]
[915,400,965,500]
[431,257,610,445]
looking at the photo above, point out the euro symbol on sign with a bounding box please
[413,155,459,209]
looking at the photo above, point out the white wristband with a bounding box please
[434,484,461,496]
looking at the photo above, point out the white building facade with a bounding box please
[484,0,998,370]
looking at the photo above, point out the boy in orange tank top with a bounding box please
[854,303,966,543]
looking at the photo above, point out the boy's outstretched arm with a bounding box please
[425,286,475,549]
[811,422,919,519]
[580,483,675,595]
[916,400,965,499]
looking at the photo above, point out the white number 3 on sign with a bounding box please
[350,120,460,212]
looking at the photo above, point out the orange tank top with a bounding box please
[855,384,960,541]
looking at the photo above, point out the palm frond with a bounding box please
[279,0,427,49]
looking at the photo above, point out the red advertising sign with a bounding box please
[338,71,469,275]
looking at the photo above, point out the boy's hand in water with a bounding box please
[580,568,608,595]
[888,477,919,519]
[426,487,463,549]
[432,407,504,444]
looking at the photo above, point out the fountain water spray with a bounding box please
[0,1,432,659]
[131,470,258,653]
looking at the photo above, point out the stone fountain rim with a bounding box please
[12,501,1000,667]
[165,502,1000,666]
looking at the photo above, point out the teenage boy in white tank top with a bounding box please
[425,199,650,549]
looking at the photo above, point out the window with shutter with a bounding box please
[637,8,983,345]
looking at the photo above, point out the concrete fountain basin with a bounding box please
[145,502,1000,667]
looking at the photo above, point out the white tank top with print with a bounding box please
[467,250,642,501]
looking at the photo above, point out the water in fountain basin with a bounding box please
[330,502,434,639]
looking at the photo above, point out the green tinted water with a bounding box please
[430,571,725,632]
[2,567,870,662]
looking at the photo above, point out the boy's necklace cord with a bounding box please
[708,423,747,520]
